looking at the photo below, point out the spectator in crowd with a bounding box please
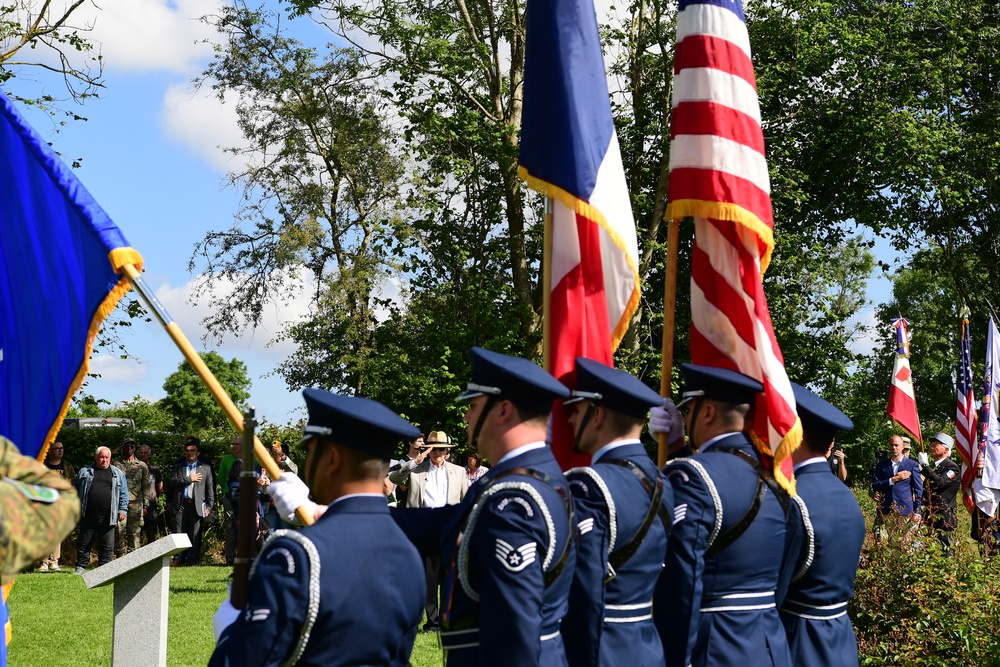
[829,443,848,483]
[227,451,270,553]
[169,437,215,566]
[136,444,163,544]
[74,447,128,574]
[386,434,426,507]
[465,451,488,484]
[918,432,960,555]
[265,441,298,530]
[218,436,242,565]
[114,438,152,557]
[40,441,75,571]
[871,434,923,539]
[270,441,297,474]
[389,430,468,633]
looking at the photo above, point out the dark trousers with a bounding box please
[222,496,237,565]
[76,514,115,569]
[143,502,160,545]
[174,499,204,564]
[424,553,442,628]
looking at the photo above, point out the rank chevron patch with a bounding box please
[495,539,537,572]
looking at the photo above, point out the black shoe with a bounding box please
[422,623,440,634]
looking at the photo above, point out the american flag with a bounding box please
[886,317,922,445]
[666,0,800,491]
[956,318,979,513]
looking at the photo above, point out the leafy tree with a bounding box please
[1,0,104,116]
[194,4,410,394]
[106,395,175,433]
[160,351,251,433]
[67,392,109,418]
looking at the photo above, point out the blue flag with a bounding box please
[0,89,143,459]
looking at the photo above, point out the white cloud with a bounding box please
[83,0,222,74]
[88,354,148,385]
[151,270,315,360]
[160,83,248,170]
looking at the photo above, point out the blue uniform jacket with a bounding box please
[779,460,865,667]
[210,495,425,667]
[394,445,576,667]
[654,432,802,667]
[871,457,923,516]
[562,441,671,667]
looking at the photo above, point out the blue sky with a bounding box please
[11,0,313,426]
[6,0,895,429]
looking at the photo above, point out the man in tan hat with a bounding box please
[389,430,469,633]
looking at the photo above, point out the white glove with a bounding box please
[918,452,929,466]
[267,473,316,525]
[649,399,684,443]
[213,597,241,642]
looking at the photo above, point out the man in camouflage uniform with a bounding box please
[114,438,152,556]
[0,436,80,583]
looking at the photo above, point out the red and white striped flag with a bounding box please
[886,317,922,445]
[666,0,800,491]
[955,317,978,512]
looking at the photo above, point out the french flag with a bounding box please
[518,0,641,470]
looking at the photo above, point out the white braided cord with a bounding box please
[458,481,556,602]
[790,494,815,583]
[666,457,724,549]
[252,529,322,667]
[567,466,619,553]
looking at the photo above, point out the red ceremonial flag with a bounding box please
[886,317,922,444]
[518,0,641,469]
[666,0,801,491]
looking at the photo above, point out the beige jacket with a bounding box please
[395,459,469,508]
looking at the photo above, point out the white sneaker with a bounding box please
[74,567,85,575]
[49,565,61,571]
[38,563,49,572]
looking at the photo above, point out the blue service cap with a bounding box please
[300,388,419,460]
[457,347,570,414]
[566,357,663,419]
[678,363,763,406]
[790,383,854,435]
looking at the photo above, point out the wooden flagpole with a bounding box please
[542,197,554,371]
[658,218,680,467]
[121,263,314,526]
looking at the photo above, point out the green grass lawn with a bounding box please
[6,566,444,666]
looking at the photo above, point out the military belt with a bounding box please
[779,598,849,619]
[604,600,653,623]
[440,622,562,651]
[699,591,775,613]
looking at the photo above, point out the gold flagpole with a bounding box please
[121,263,315,526]
[543,197,554,371]
[658,218,680,467]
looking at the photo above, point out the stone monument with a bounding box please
[82,533,193,667]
